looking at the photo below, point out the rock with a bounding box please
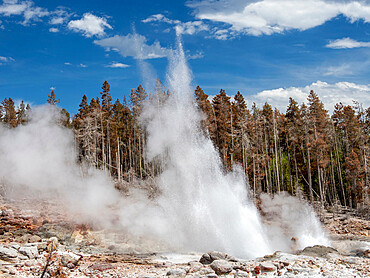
[28,235,41,243]
[299,245,339,258]
[47,237,59,252]
[19,246,39,259]
[199,266,215,275]
[166,268,187,277]
[0,245,18,261]
[280,261,290,267]
[254,266,261,275]
[355,249,370,258]
[61,251,81,267]
[210,260,233,275]
[260,262,277,272]
[89,263,116,272]
[188,261,203,273]
[10,243,20,250]
[13,229,28,236]
[205,274,218,278]
[200,251,237,265]
[25,241,47,251]
[234,270,252,277]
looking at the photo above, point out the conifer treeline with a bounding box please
[1,81,369,208]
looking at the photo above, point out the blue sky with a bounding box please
[0,0,369,114]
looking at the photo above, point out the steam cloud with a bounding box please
[0,38,329,258]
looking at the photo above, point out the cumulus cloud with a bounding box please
[0,0,28,16]
[79,63,87,68]
[142,13,209,35]
[248,81,370,112]
[187,0,370,36]
[326,37,370,49]
[49,27,59,32]
[68,13,112,37]
[105,62,130,68]
[94,33,169,60]
[0,0,49,25]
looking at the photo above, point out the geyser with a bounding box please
[138,37,329,257]
[0,36,329,259]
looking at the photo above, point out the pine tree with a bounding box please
[212,89,232,168]
[194,86,214,137]
[100,80,112,111]
[47,90,60,105]
[1,98,17,128]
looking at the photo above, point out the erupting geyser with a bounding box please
[0,36,330,260]
[137,37,330,258]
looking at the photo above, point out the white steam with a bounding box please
[0,38,330,259]
[0,106,120,225]
[259,193,330,251]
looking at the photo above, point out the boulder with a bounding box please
[198,266,215,275]
[25,241,47,251]
[0,245,19,261]
[166,268,186,277]
[19,246,39,259]
[188,261,203,272]
[200,251,238,264]
[299,245,339,258]
[61,252,81,267]
[210,259,233,275]
[260,262,277,272]
[28,235,42,243]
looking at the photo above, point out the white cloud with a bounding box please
[0,56,15,65]
[142,13,209,35]
[187,0,370,37]
[142,14,173,24]
[175,20,209,35]
[49,27,59,32]
[94,33,169,60]
[64,62,72,65]
[49,7,72,25]
[187,51,204,59]
[248,81,370,112]
[67,13,112,37]
[79,63,87,68]
[326,37,370,49]
[0,0,49,25]
[105,62,130,68]
[50,86,55,90]
[0,0,28,16]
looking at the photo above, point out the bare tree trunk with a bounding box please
[306,125,314,202]
[117,137,121,182]
[273,113,280,192]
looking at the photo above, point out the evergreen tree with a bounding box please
[47,90,60,105]
[1,98,17,127]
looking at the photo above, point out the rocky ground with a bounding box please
[0,199,369,278]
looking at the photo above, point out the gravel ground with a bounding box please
[0,200,369,277]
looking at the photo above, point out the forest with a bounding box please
[1,80,369,209]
